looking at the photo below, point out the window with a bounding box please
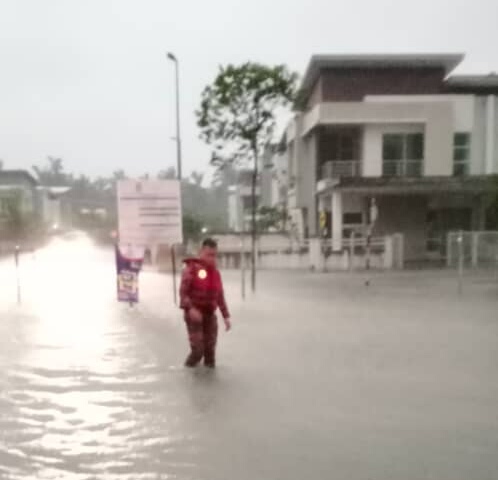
[453,133,470,176]
[343,212,363,225]
[320,128,360,161]
[382,134,404,161]
[382,133,424,177]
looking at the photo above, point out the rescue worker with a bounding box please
[179,238,231,368]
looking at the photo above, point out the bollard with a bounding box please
[457,231,464,296]
[240,235,246,300]
[349,230,355,272]
[14,245,21,305]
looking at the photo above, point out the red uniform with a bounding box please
[179,258,230,367]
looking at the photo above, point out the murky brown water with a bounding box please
[1,235,497,480]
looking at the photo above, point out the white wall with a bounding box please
[472,96,487,175]
[228,188,241,232]
[365,94,475,131]
[304,100,454,176]
[494,95,498,173]
[298,133,317,235]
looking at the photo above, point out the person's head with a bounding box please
[199,237,218,267]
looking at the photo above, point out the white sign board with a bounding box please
[117,179,182,246]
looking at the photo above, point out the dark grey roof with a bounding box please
[0,170,38,187]
[299,53,464,96]
[445,74,498,92]
[335,175,497,194]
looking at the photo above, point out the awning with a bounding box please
[333,175,497,195]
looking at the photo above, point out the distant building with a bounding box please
[261,145,288,210]
[37,186,72,229]
[0,170,38,221]
[0,169,72,231]
[227,169,261,232]
[283,53,498,261]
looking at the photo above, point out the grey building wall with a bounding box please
[471,96,487,175]
[373,196,428,261]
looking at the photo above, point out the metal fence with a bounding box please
[447,231,498,269]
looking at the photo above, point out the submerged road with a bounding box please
[0,233,497,480]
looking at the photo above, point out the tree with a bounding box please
[190,171,204,187]
[257,206,288,232]
[3,192,43,241]
[32,156,72,186]
[197,62,297,291]
[157,167,176,180]
[183,213,204,242]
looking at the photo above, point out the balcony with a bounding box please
[382,160,422,177]
[317,160,361,193]
[321,160,361,179]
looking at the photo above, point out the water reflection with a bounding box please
[0,236,199,479]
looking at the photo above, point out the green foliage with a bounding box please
[197,62,297,167]
[32,156,72,186]
[257,206,289,232]
[182,214,203,242]
[197,62,297,289]
[3,193,44,241]
[157,167,176,180]
[30,157,232,238]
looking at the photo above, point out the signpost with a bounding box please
[117,179,183,248]
[116,179,183,304]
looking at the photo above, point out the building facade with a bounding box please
[285,53,498,262]
[0,170,72,233]
[227,169,261,232]
[0,170,38,222]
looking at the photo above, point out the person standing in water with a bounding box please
[179,238,231,368]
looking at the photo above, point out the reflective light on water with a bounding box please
[0,236,200,480]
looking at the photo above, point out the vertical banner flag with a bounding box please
[115,244,144,303]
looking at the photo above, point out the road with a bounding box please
[0,234,497,480]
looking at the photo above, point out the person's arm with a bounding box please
[217,272,231,331]
[179,264,194,311]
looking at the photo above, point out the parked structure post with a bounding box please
[457,230,464,296]
[349,230,355,272]
[471,232,479,268]
[15,245,21,305]
[240,235,246,300]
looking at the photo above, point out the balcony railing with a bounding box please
[382,160,422,177]
[320,161,361,180]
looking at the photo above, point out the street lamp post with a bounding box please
[166,52,182,181]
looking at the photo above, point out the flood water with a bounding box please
[0,234,497,480]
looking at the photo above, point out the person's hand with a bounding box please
[223,317,232,332]
[189,307,202,323]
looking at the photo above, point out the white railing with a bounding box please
[382,160,422,177]
[321,161,361,179]
[447,231,498,268]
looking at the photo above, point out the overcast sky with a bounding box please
[1,0,497,180]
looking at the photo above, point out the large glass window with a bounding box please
[382,133,424,177]
[453,133,470,176]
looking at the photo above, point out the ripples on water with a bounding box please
[0,237,215,479]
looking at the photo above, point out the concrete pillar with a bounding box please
[331,190,343,252]
[485,95,495,174]
[472,195,486,231]
[341,250,349,270]
[309,238,323,271]
[384,235,393,269]
[446,232,453,268]
[471,232,479,268]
